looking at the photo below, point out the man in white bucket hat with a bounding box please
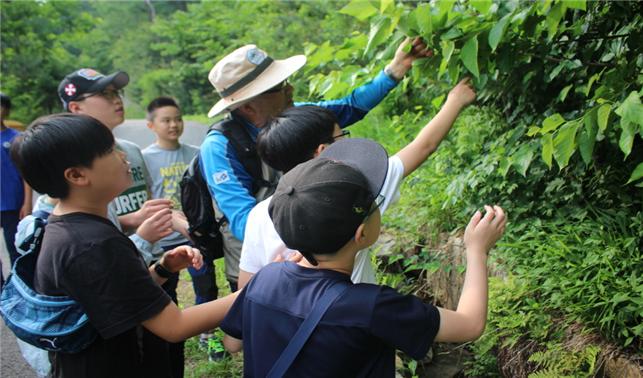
[196,38,431,300]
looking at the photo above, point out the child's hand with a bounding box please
[464,205,506,256]
[134,199,173,226]
[272,251,303,263]
[136,208,173,244]
[447,78,476,109]
[161,246,203,273]
[170,210,189,235]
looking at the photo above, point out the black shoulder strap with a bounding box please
[209,118,271,195]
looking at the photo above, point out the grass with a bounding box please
[176,258,243,377]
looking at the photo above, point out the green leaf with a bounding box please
[438,40,455,77]
[597,104,611,132]
[546,2,565,39]
[558,84,573,102]
[584,72,600,96]
[380,0,394,13]
[619,119,637,158]
[470,0,492,15]
[511,143,535,176]
[438,0,454,17]
[460,35,479,78]
[541,113,565,133]
[566,0,586,10]
[626,163,643,184]
[553,121,580,169]
[541,134,553,168]
[615,91,643,128]
[364,16,392,56]
[578,110,598,165]
[488,14,510,52]
[415,3,432,38]
[431,94,445,110]
[340,1,378,21]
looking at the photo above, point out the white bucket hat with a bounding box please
[207,45,306,118]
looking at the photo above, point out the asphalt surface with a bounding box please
[0,119,207,377]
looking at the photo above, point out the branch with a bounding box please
[553,33,632,45]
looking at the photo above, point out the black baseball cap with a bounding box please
[268,138,388,261]
[57,68,129,110]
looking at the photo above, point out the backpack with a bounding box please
[0,211,98,353]
[179,118,277,261]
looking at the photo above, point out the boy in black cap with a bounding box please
[58,68,174,237]
[220,138,507,377]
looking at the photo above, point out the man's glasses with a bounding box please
[332,130,350,141]
[262,80,288,95]
[77,88,123,101]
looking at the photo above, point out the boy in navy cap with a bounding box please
[221,138,507,377]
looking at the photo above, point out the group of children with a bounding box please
[3,58,506,377]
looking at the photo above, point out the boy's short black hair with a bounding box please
[146,96,180,121]
[11,114,115,199]
[0,93,11,109]
[257,105,337,173]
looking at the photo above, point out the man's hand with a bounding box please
[464,205,507,257]
[136,208,173,244]
[387,37,434,80]
[447,77,476,109]
[161,245,203,273]
[131,199,173,227]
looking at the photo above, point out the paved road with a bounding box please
[113,119,209,149]
[0,118,207,377]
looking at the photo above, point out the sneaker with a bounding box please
[199,332,213,351]
[207,335,228,362]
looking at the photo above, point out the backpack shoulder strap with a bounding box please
[209,118,270,194]
[266,280,351,378]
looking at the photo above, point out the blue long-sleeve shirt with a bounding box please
[200,70,398,241]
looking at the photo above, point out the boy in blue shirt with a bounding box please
[1,93,32,279]
[221,138,506,377]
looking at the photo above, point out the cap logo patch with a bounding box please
[213,171,230,185]
[246,48,267,65]
[353,206,365,214]
[64,84,77,97]
[77,68,103,80]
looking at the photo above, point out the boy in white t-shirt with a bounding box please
[238,78,476,287]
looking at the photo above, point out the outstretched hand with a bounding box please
[388,37,434,79]
[464,205,506,256]
[447,77,476,108]
[136,208,173,244]
[161,245,203,273]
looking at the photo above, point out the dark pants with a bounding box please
[141,243,186,378]
[1,210,20,266]
[187,248,237,305]
[141,272,184,378]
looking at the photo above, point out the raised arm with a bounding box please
[435,205,506,342]
[395,78,476,177]
[299,37,433,128]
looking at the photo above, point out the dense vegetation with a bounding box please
[2,1,641,376]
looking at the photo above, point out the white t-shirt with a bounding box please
[240,155,405,284]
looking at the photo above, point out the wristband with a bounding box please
[384,65,402,82]
[153,260,173,279]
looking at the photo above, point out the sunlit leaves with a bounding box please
[553,121,580,169]
[597,104,611,133]
[339,0,378,21]
[626,163,643,185]
[470,0,492,15]
[415,3,432,38]
[541,113,565,133]
[460,35,479,78]
[365,16,392,56]
[615,91,643,157]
